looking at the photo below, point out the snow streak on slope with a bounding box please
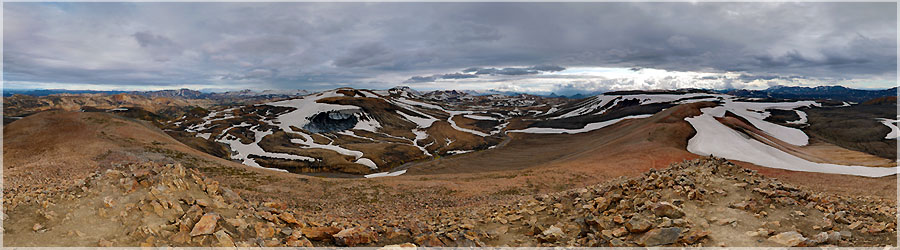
[509,114,653,134]
[548,93,728,120]
[186,107,236,132]
[393,97,494,137]
[697,100,817,146]
[447,110,489,137]
[786,110,808,125]
[552,96,619,119]
[355,158,378,169]
[396,110,437,128]
[217,126,313,172]
[877,118,899,139]
[364,169,407,178]
[714,100,819,146]
[686,108,897,177]
[464,114,497,120]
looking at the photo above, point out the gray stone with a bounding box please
[639,227,683,246]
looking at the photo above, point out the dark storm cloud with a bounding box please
[404,75,437,83]
[440,73,478,79]
[529,65,566,72]
[3,2,895,91]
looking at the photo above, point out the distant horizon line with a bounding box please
[3,84,897,95]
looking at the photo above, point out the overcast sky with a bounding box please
[3,2,897,94]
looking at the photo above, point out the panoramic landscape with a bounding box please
[2,2,898,247]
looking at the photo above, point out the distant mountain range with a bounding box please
[4,85,896,102]
[725,85,898,103]
[2,89,129,97]
[3,88,309,99]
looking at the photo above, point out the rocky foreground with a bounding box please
[2,157,896,247]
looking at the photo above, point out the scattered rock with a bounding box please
[170,231,191,244]
[381,243,417,249]
[867,222,887,233]
[840,230,852,239]
[680,229,709,244]
[414,234,444,247]
[768,231,806,247]
[254,222,276,238]
[651,202,685,219]
[278,212,300,225]
[333,227,377,246]
[639,227,683,246]
[625,217,652,233]
[826,231,841,244]
[302,226,341,241]
[285,237,314,247]
[538,225,565,243]
[262,201,287,210]
[225,218,249,230]
[190,213,220,236]
[385,227,412,241]
[809,232,828,245]
[220,187,243,203]
[214,230,235,247]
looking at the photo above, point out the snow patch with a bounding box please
[196,133,211,140]
[355,158,378,169]
[508,114,653,134]
[716,100,818,146]
[463,114,497,120]
[685,108,897,177]
[364,169,407,178]
[412,129,433,157]
[877,118,899,139]
[397,110,437,128]
[786,110,808,125]
[216,126,313,172]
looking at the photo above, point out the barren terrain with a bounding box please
[3,89,897,247]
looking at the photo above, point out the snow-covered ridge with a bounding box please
[546,93,727,120]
